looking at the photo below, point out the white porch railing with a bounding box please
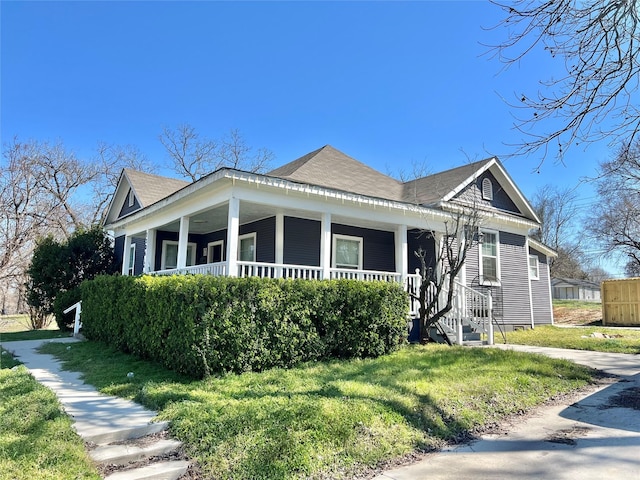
[454,280,494,345]
[404,272,494,345]
[330,268,401,282]
[237,261,323,279]
[63,301,82,337]
[154,262,227,276]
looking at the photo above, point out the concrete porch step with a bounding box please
[103,460,190,480]
[90,438,183,466]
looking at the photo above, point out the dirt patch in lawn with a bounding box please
[553,306,602,326]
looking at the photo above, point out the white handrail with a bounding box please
[63,301,82,337]
[237,261,323,279]
[330,268,401,282]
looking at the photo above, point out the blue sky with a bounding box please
[1,1,618,272]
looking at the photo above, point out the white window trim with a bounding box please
[482,178,493,201]
[238,232,257,262]
[128,189,135,207]
[332,234,363,270]
[479,229,500,285]
[207,240,225,263]
[128,242,136,276]
[161,240,197,269]
[529,254,540,280]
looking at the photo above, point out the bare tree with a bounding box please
[490,0,640,164]
[530,184,586,277]
[412,207,481,344]
[159,124,273,181]
[588,141,640,270]
[90,142,156,223]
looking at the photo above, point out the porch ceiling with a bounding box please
[148,202,402,234]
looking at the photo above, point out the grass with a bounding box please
[506,325,640,354]
[0,330,70,342]
[40,341,596,479]
[0,314,59,333]
[0,352,100,480]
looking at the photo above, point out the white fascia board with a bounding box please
[103,169,129,225]
[528,238,558,258]
[232,183,450,231]
[437,201,538,234]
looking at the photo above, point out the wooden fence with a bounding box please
[601,278,640,326]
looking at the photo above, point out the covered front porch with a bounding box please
[117,193,439,286]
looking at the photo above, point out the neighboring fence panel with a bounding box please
[601,278,640,326]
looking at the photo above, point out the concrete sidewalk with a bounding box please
[375,345,640,480]
[3,337,189,479]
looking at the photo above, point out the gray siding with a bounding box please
[465,231,533,328]
[529,246,553,325]
[499,232,533,327]
[332,224,395,272]
[118,189,141,218]
[284,217,321,266]
[240,217,275,263]
[455,171,521,214]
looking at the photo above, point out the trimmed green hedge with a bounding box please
[80,275,408,378]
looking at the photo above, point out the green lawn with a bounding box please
[0,353,100,480]
[1,330,70,342]
[506,325,640,354]
[40,341,596,479]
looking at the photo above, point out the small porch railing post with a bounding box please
[455,288,463,345]
[63,301,82,337]
[487,289,494,345]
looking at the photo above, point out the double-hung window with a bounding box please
[333,234,363,270]
[479,230,499,283]
[529,255,539,280]
[238,233,256,261]
[161,240,196,269]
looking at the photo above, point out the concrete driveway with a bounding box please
[374,345,640,480]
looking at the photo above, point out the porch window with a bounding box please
[128,243,136,276]
[161,240,196,269]
[239,233,256,262]
[207,240,224,263]
[333,234,363,270]
[529,255,539,280]
[479,230,499,283]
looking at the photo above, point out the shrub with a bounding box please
[80,275,408,378]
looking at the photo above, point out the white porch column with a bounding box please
[226,197,240,277]
[177,216,190,269]
[395,224,408,283]
[121,235,132,276]
[320,212,332,280]
[144,228,156,273]
[275,213,284,265]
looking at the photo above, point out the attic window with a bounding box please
[127,189,135,207]
[482,178,493,201]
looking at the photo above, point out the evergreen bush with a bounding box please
[80,275,408,378]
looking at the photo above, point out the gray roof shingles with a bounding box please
[124,168,189,208]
